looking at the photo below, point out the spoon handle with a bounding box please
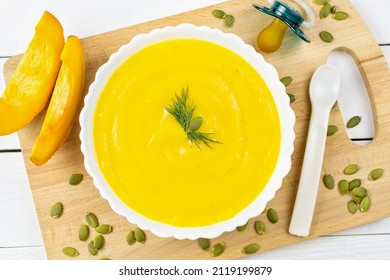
[289,107,331,237]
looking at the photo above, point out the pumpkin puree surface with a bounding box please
[94,39,281,227]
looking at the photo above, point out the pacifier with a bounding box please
[252,0,315,53]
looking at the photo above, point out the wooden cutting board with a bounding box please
[3,0,390,260]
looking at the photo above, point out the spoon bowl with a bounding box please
[310,64,341,108]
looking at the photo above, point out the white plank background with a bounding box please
[1,0,390,260]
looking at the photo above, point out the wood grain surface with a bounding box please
[3,0,390,260]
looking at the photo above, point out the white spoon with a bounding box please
[289,64,340,237]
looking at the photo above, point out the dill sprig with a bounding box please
[165,87,221,149]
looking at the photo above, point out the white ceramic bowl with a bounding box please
[80,23,295,240]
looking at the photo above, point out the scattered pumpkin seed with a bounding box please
[348,178,361,191]
[198,238,210,251]
[287,93,296,103]
[50,202,63,218]
[236,222,248,232]
[211,242,225,257]
[63,246,79,257]
[344,164,360,175]
[261,208,267,214]
[338,180,349,195]
[224,14,235,27]
[267,208,278,224]
[320,3,332,19]
[280,76,293,87]
[327,125,338,136]
[189,117,203,132]
[346,116,361,128]
[242,243,260,254]
[100,258,111,260]
[368,168,384,181]
[254,220,266,235]
[134,227,146,243]
[352,186,368,198]
[319,31,333,42]
[323,174,335,189]
[353,195,363,204]
[85,212,99,228]
[88,241,98,256]
[330,5,337,14]
[95,224,113,234]
[334,11,349,20]
[360,196,370,212]
[347,200,358,214]
[69,173,83,186]
[212,9,226,19]
[331,101,338,110]
[93,235,105,250]
[313,0,328,5]
[126,231,136,246]
[79,224,89,241]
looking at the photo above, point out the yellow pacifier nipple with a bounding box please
[257,18,289,53]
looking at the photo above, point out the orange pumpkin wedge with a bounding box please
[0,11,64,135]
[30,36,86,166]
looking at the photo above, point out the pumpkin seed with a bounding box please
[134,227,146,243]
[236,222,248,232]
[319,31,333,43]
[243,243,260,254]
[280,76,293,87]
[88,241,98,256]
[334,11,349,20]
[254,220,266,235]
[348,178,361,191]
[85,212,99,228]
[126,231,136,246]
[79,224,89,241]
[198,238,210,251]
[63,247,79,257]
[360,196,370,212]
[50,202,63,218]
[353,195,363,204]
[100,258,111,260]
[368,168,384,181]
[211,242,225,257]
[323,174,335,189]
[93,235,105,250]
[224,14,234,27]
[287,93,296,103]
[346,116,361,128]
[320,3,332,19]
[189,117,203,132]
[327,125,338,136]
[262,208,267,214]
[69,173,83,185]
[330,5,338,14]
[267,208,278,224]
[212,9,225,19]
[313,0,328,5]
[347,200,358,214]
[344,164,360,175]
[352,187,368,198]
[95,224,113,234]
[338,180,349,195]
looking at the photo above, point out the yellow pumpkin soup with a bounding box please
[93,39,281,227]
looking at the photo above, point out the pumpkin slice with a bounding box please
[0,11,64,135]
[30,36,86,166]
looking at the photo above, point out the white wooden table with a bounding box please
[1,0,390,260]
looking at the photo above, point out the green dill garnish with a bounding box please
[165,87,221,149]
